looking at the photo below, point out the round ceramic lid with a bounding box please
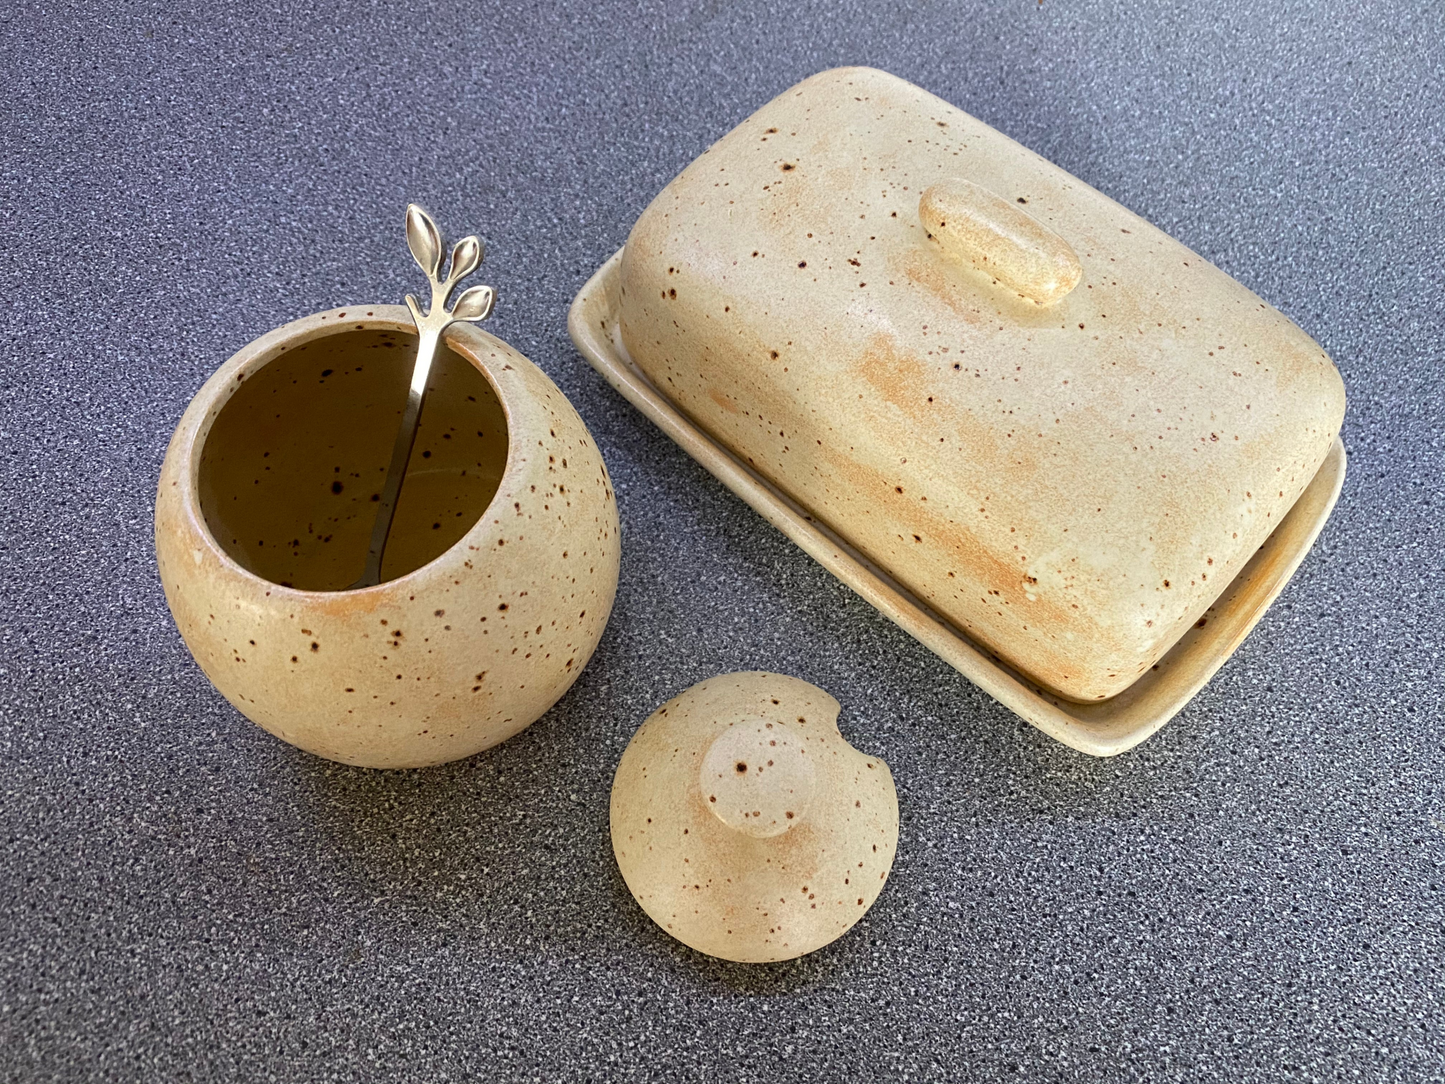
[610,671,898,963]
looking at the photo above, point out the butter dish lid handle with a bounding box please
[918,179,1082,306]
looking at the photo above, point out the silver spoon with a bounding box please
[350,205,496,589]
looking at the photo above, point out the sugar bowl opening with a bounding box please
[195,323,509,591]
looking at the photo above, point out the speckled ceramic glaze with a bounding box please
[155,306,620,768]
[610,672,898,963]
[615,66,1346,704]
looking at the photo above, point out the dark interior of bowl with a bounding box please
[197,326,509,590]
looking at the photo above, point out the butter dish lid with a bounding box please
[614,67,1345,703]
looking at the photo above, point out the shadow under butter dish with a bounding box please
[156,307,620,769]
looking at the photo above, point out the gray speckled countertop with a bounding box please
[2,2,1442,1080]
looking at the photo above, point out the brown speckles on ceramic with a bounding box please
[615,66,1346,704]
[155,306,621,768]
[610,672,898,963]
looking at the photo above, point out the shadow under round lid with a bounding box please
[610,672,898,963]
[616,66,1346,704]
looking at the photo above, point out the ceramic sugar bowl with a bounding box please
[155,297,621,768]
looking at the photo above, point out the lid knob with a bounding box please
[699,717,817,838]
[919,178,1082,306]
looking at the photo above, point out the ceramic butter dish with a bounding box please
[571,67,1346,755]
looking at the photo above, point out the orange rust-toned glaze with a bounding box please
[156,307,620,768]
[616,67,1345,703]
[610,672,898,963]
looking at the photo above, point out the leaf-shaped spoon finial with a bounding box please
[401,204,497,327]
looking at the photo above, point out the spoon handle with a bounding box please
[351,322,442,588]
